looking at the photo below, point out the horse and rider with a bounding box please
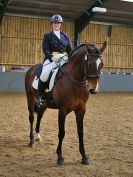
[38,14,72,106]
[25,14,106,165]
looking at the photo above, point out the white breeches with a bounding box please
[40,59,57,82]
[40,54,68,82]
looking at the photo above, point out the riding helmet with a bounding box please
[50,14,63,23]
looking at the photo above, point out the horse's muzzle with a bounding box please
[89,89,97,94]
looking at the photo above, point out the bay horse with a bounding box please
[25,41,106,165]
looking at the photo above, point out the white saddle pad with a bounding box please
[32,68,59,92]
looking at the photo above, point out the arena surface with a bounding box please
[0,92,132,177]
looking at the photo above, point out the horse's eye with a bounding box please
[88,62,92,68]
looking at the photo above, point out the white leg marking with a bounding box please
[35,133,42,143]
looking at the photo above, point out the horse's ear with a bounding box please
[100,41,107,53]
[86,43,93,53]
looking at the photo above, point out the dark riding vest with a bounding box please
[42,31,72,62]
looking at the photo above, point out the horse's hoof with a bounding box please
[35,133,42,143]
[36,138,42,143]
[28,142,34,148]
[57,158,64,166]
[82,157,90,165]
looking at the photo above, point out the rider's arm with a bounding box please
[66,36,72,55]
[42,33,53,61]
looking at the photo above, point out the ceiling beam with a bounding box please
[74,0,108,46]
[75,0,108,33]
[107,9,133,16]
[0,0,9,25]
[7,5,79,17]
[95,14,133,26]
[8,0,83,10]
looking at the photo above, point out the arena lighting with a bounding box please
[92,7,107,13]
[120,0,133,2]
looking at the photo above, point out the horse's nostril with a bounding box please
[89,89,97,94]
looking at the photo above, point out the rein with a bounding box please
[65,73,86,87]
[58,66,86,87]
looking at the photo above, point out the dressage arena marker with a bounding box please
[101,72,133,76]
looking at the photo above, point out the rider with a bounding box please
[38,14,72,105]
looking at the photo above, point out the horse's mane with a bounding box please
[69,43,99,60]
[69,44,86,59]
[87,43,100,54]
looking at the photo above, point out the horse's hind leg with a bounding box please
[35,106,47,142]
[75,107,90,165]
[29,110,34,148]
[56,109,66,166]
[27,93,36,148]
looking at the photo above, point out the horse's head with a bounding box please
[68,41,106,94]
[84,41,106,94]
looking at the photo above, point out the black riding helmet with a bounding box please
[50,14,63,23]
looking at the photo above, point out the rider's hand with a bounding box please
[51,55,59,62]
[52,54,64,62]
[55,60,59,64]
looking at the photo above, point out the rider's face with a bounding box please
[52,22,62,31]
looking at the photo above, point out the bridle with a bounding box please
[85,53,102,80]
[59,45,103,87]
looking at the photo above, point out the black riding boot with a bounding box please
[38,79,47,106]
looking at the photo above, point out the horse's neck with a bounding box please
[66,50,86,81]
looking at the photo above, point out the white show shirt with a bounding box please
[53,30,60,39]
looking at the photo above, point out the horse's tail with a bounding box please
[25,64,44,113]
[25,64,42,93]
[25,66,38,113]
[25,67,35,96]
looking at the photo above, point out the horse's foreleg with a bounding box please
[35,106,47,142]
[75,107,90,165]
[56,109,66,166]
